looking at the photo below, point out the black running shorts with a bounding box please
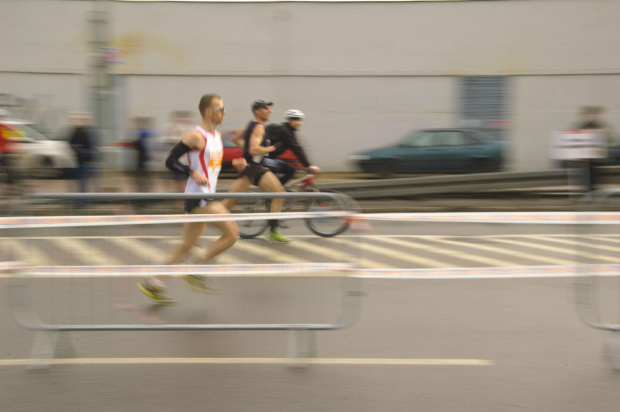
[239,163,270,186]
[184,198,213,213]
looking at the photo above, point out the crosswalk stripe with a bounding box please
[586,236,620,245]
[391,236,517,267]
[233,240,304,264]
[283,239,353,263]
[54,238,124,266]
[430,237,573,266]
[536,236,620,253]
[164,239,246,265]
[6,234,617,273]
[483,238,574,266]
[533,236,620,262]
[3,239,51,266]
[362,237,454,268]
[110,237,166,265]
[510,236,619,263]
[328,238,405,269]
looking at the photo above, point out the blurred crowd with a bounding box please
[2,104,620,197]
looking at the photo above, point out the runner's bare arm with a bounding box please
[181,130,203,151]
[232,127,246,149]
[249,124,282,156]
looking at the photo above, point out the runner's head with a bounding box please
[252,100,273,122]
[199,94,225,124]
[284,109,304,130]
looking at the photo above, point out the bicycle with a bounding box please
[237,171,350,239]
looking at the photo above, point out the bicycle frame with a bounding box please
[285,173,316,192]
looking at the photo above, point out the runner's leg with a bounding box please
[222,176,251,211]
[258,171,289,242]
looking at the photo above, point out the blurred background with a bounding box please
[4,3,620,411]
[1,0,619,179]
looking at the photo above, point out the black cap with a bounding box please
[252,100,273,111]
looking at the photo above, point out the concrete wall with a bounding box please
[514,75,620,170]
[2,0,620,171]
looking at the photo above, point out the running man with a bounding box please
[223,100,290,243]
[264,109,321,185]
[138,93,246,305]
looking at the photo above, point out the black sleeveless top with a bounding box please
[242,120,268,164]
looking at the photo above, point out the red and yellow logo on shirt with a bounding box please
[209,149,223,169]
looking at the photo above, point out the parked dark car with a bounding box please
[350,128,505,175]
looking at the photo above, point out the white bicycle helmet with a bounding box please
[284,109,305,120]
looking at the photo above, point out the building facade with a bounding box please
[1,0,619,171]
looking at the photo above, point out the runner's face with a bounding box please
[209,99,225,125]
[289,119,303,130]
[258,106,271,122]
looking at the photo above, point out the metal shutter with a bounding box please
[459,76,510,141]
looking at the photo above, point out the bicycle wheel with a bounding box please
[238,199,270,239]
[305,189,349,237]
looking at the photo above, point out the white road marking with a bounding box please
[537,235,620,253]
[0,357,494,366]
[328,238,399,269]
[233,240,308,264]
[484,238,575,266]
[54,238,123,266]
[529,236,620,263]
[444,237,575,266]
[110,237,167,265]
[3,239,53,266]
[361,237,454,268]
[283,239,352,263]
[385,236,517,267]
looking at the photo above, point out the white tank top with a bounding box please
[185,126,223,201]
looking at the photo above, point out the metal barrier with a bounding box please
[574,189,620,370]
[315,166,620,199]
[8,198,620,370]
[317,169,572,198]
[1,191,363,368]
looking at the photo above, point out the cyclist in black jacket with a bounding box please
[264,109,321,185]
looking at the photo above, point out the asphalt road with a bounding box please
[1,221,620,411]
[0,277,616,412]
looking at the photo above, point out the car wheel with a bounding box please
[377,159,394,178]
[39,157,62,179]
[470,158,500,174]
[469,159,487,174]
[488,158,503,172]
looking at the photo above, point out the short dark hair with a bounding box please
[252,100,273,113]
[198,94,221,118]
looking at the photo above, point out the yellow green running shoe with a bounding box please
[265,230,290,243]
[184,275,218,294]
[137,281,177,305]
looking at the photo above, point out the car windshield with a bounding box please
[17,124,51,141]
[400,131,436,147]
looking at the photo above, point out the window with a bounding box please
[401,131,435,147]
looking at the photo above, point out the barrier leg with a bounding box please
[27,331,59,370]
[603,332,620,371]
[287,329,316,368]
